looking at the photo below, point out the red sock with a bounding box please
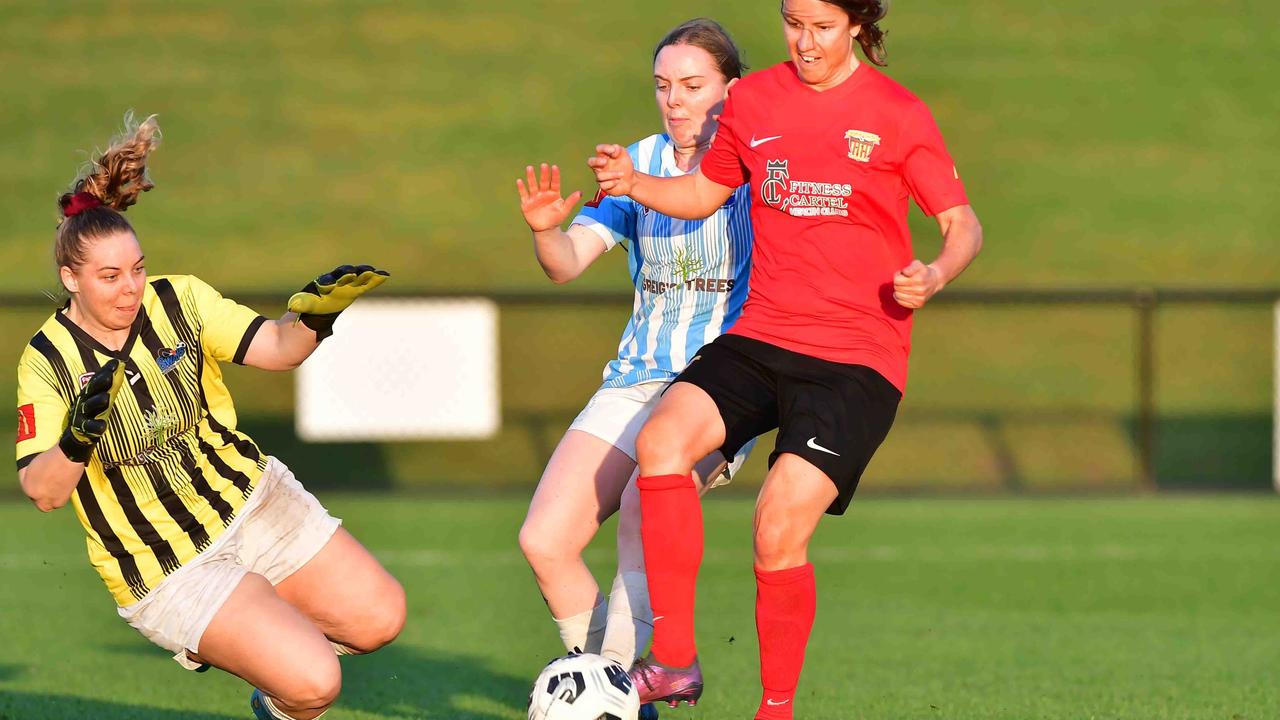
[638,473,701,667]
[754,563,816,720]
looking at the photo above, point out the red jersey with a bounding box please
[701,62,968,391]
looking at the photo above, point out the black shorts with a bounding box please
[675,334,901,515]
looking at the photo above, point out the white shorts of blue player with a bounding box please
[571,380,754,483]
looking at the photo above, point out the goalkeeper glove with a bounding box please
[59,359,125,464]
[287,265,390,341]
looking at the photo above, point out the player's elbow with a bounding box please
[262,344,308,372]
[541,262,582,285]
[960,207,983,244]
[945,206,983,258]
[962,224,983,258]
[969,217,984,257]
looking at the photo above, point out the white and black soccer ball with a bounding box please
[527,652,641,720]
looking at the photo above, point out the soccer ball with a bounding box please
[527,652,641,720]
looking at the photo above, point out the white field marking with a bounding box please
[361,544,1160,569]
[0,554,84,570]
[809,544,1151,563]
[0,544,1179,572]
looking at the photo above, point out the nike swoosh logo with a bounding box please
[651,615,664,622]
[767,699,791,706]
[806,437,840,457]
[749,135,782,148]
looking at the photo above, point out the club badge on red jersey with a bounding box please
[760,160,851,218]
[761,160,790,208]
[17,404,35,442]
[845,130,881,163]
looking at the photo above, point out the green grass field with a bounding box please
[0,1,1277,291]
[1,494,1277,719]
[0,1,1276,491]
[1,5,1277,718]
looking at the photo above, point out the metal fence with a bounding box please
[2,288,1275,492]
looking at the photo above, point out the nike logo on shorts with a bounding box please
[750,135,782,148]
[806,437,841,457]
[766,698,791,706]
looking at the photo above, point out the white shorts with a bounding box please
[117,456,342,669]
[568,380,755,487]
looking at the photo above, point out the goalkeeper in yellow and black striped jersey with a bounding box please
[15,113,404,720]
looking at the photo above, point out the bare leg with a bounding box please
[752,454,835,570]
[519,429,636,641]
[274,527,406,655]
[192,573,340,720]
[634,383,726,476]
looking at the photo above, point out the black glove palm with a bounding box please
[59,359,125,464]
[287,265,390,341]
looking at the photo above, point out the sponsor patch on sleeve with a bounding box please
[16,404,35,443]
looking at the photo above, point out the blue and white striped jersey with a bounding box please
[573,134,754,389]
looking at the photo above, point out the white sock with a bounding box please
[554,593,607,654]
[601,571,653,669]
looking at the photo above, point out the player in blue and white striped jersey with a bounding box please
[516,19,755,678]
[577,128,753,390]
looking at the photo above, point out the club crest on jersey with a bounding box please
[156,342,187,374]
[845,130,881,163]
[757,159,851,218]
[761,160,790,208]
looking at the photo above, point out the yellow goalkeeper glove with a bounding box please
[287,264,390,341]
[59,359,125,464]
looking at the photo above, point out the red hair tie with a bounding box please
[63,192,102,218]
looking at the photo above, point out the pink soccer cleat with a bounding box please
[629,653,703,708]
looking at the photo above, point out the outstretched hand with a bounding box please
[587,144,634,197]
[517,163,582,233]
[288,265,391,341]
[892,260,944,309]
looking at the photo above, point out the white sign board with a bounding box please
[296,298,500,441]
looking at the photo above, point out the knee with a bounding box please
[635,418,693,470]
[347,581,406,654]
[279,653,342,711]
[518,518,575,570]
[753,519,803,571]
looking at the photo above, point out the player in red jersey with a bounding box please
[588,1,983,717]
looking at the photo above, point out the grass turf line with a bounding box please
[0,494,1276,719]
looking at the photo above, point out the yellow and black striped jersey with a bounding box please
[16,275,269,606]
